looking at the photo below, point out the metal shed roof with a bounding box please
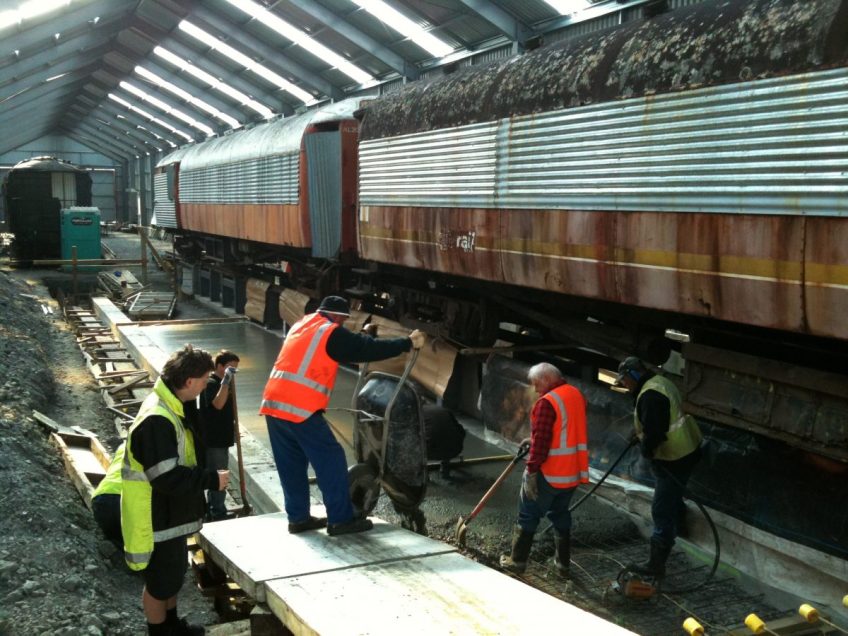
[0,0,700,162]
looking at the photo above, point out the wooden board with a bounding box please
[50,431,111,509]
[127,291,176,320]
[197,514,454,602]
[264,551,637,635]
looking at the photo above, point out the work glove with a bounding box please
[522,469,539,501]
[409,329,426,349]
[222,366,238,386]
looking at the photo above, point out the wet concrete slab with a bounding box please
[198,513,455,602]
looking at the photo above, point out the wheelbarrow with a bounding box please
[347,348,428,533]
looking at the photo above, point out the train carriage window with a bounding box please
[166,164,176,201]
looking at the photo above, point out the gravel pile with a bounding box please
[0,268,216,636]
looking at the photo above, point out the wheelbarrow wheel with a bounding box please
[348,462,380,518]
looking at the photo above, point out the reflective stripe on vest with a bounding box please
[635,375,703,462]
[259,313,340,423]
[122,377,199,571]
[539,383,590,489]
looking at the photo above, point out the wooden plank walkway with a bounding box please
[198,513,636,635]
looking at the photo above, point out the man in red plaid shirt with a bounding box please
[500,362,589,576]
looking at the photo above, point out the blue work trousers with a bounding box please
[266,412,354,525]
[651,447,700,548]
[517,472,576,535]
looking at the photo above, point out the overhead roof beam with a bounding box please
[76,120,142,156]
[0,23,122,85]
[77,83,197,143]
[92,103,184,148]
[540,0,655,34]
[154,37,293,116]
[0,124,55,155]
[457,0,534,46]
[1,0,136,64]
[265,0,418,80]
[0,73,90,123]
[62,126,134,161]
[74,107,165,151]
[111,78,220,138]
[88,105,175,149]
[95,101,182,148]
[61,129,127,163]
[188,6,341,100]
[137,58,248,125]
[0,49,106,99]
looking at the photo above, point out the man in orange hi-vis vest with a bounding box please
[500,362,589,577]
[260,296,425,536]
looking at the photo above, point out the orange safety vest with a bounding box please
[259,312,340,423]
[539,383,590,489]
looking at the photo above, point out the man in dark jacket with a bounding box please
[199,350,240,521]
[122,345,227,636]
[260,296,425,536]
[617,356,702,578]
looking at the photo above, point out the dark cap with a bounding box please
[616,356,646,385]
[317,295,350,317]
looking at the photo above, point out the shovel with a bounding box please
[230,381,252,517]
[455,440,530,546]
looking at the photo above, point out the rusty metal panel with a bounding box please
[180,203,308,247]
[360,68,848,217]
[804,218,848,337]
[683,343,848,463]
[359,206,848,340]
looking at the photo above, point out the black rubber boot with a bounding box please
[630,539,672,578]
[499,526,534,573]
[553,530,570,577]
[166,609,204,636]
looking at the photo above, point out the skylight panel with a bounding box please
[542,0,592,15]
[351,0,452,58]
[152,46,275,119]
[135,66,241,129]
[119,80,216,136]
[0,0,71,31]
[225,0,374,86]
[179,20,314,103]
[108,93,194,143]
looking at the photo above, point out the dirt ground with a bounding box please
[0,261,217,636]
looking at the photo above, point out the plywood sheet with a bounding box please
[367,316,457,397]
[244,278,270,323]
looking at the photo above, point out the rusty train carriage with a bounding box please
[154,99,364,258]
[153,0,848,460]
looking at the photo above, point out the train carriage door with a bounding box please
[305,130,343,258]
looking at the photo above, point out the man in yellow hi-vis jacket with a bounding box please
[122,345,226,636]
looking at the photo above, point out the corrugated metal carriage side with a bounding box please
[153,98,365,259]
[357,0,848,344]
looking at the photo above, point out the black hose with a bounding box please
[541,439,722,595]
[653,464,721,595]
[568,437,638,513]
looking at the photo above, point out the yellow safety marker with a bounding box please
[744,613,779,636]
[683,617,704,636]
[799,603,848,634]
[844,595,848,608]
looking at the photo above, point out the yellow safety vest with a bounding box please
[635,375,702,461]
[121,378,200,571]
[92,443,124,498]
